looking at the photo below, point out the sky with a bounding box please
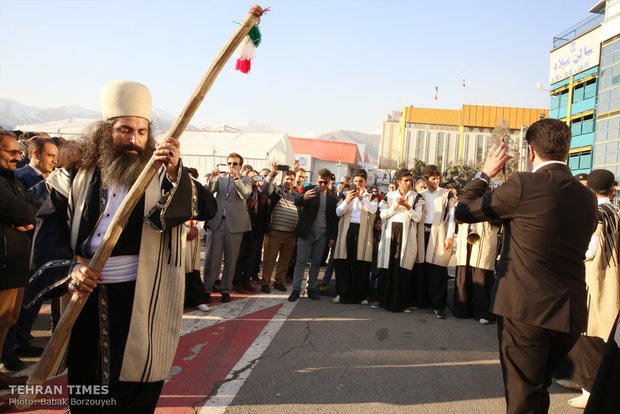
[0,0,601,136]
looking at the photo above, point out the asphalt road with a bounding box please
[220,287,585,414]
[2,276,587,414]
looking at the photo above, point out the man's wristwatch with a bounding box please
[474,171,491,183]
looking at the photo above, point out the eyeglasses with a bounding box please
[0,149,21,157]
[227,162,239,166]
[317,180,328,185]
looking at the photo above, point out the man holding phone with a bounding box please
[288,168,338,301]
[203,153,253,303]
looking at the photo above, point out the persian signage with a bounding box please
[549,27,601,84]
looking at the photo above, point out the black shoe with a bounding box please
[273,283,287,292]
[307,288,320,300]
[13,344,44,358]
[288,289,300,302]
[204,292,212,304]
[433,309,446,319]
[251,274,261,283]
[261,284,271,294]
[221,293,231,303]
[0,354,24,372]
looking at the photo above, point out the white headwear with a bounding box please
[100,80,151,121]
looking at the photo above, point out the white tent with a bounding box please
[14,118,98,138]
[178,131,295,182]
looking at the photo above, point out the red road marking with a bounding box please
[156,304,283,413]
[3,304,282,413]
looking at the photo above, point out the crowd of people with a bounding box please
[0,79,618,414]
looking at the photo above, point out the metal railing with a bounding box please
[553,13,604,48]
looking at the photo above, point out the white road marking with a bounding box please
[197,299,297,413]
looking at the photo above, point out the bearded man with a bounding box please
[25,80,216,413]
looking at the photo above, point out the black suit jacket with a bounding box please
[295,186,338,242]
[455,163,597,333]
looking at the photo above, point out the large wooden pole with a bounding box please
[17,5,263,407]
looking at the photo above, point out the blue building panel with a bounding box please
[571,97,596,115]
[574,66,599,82]
[571,132,594,148]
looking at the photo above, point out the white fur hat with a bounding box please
[100,80,151,121]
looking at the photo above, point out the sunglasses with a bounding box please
[227,162,239,166]
[317,180,328,185]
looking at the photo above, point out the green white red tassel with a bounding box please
[234,35,255,74]
[234,19,264,74]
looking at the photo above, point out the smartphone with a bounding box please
[314,185,322,193]
[277,164,290,171]
[253,176,263,182]
[216,163,229,174]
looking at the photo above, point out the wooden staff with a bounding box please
[18,5,264,407]
[500,136,507,182]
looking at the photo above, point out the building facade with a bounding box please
[379,105,547,171]
[547,0,620,175]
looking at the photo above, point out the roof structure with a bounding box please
[178,130,295,163]
[289,136,361,164]
[14,118,99,136]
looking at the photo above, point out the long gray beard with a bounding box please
[98,141,154,189]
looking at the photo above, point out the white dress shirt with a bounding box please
[336,190,378,223]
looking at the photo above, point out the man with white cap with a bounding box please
[25,80,216,412]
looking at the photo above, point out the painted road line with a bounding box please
[197,300,297,414]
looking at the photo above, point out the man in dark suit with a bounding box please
[14,137,58,190]
[288,168,338,302]
[455,118,598,414]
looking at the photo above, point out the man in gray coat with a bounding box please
[203,152,252,303]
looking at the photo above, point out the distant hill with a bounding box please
[316,130,380,163]
[0,98,197,131]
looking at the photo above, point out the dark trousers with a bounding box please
[584,314,620,414]
[68,281,164,413]
[555,335,606,392]
[335,223,371,304]
[497,316,580,414]
[452,265,495,320]
[233,232,264,286]
[378,222,412,312]
[416,229,448,310]
[2,300,41,361]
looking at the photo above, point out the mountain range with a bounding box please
[0,98,380,162]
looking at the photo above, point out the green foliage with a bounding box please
[489,118,519,178]
[408,159,427,180]
[441,160,481,192]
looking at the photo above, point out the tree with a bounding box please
[489,118,519,178]
[441,160,481,193]
[408,159,427,180]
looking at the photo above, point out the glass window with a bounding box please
[568,154,580,170]
[606,152,617,164]
[476,135,484,163]
[609,116,620,129]
[594,153,605,166]
[437,132,445,165]
[463,134,470,162]
[571,120,582,136]
[582,118,594,134]
[573,84,584,103]
[416,131,425,160]
[607,141,619,154]
[584,80,597,99]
